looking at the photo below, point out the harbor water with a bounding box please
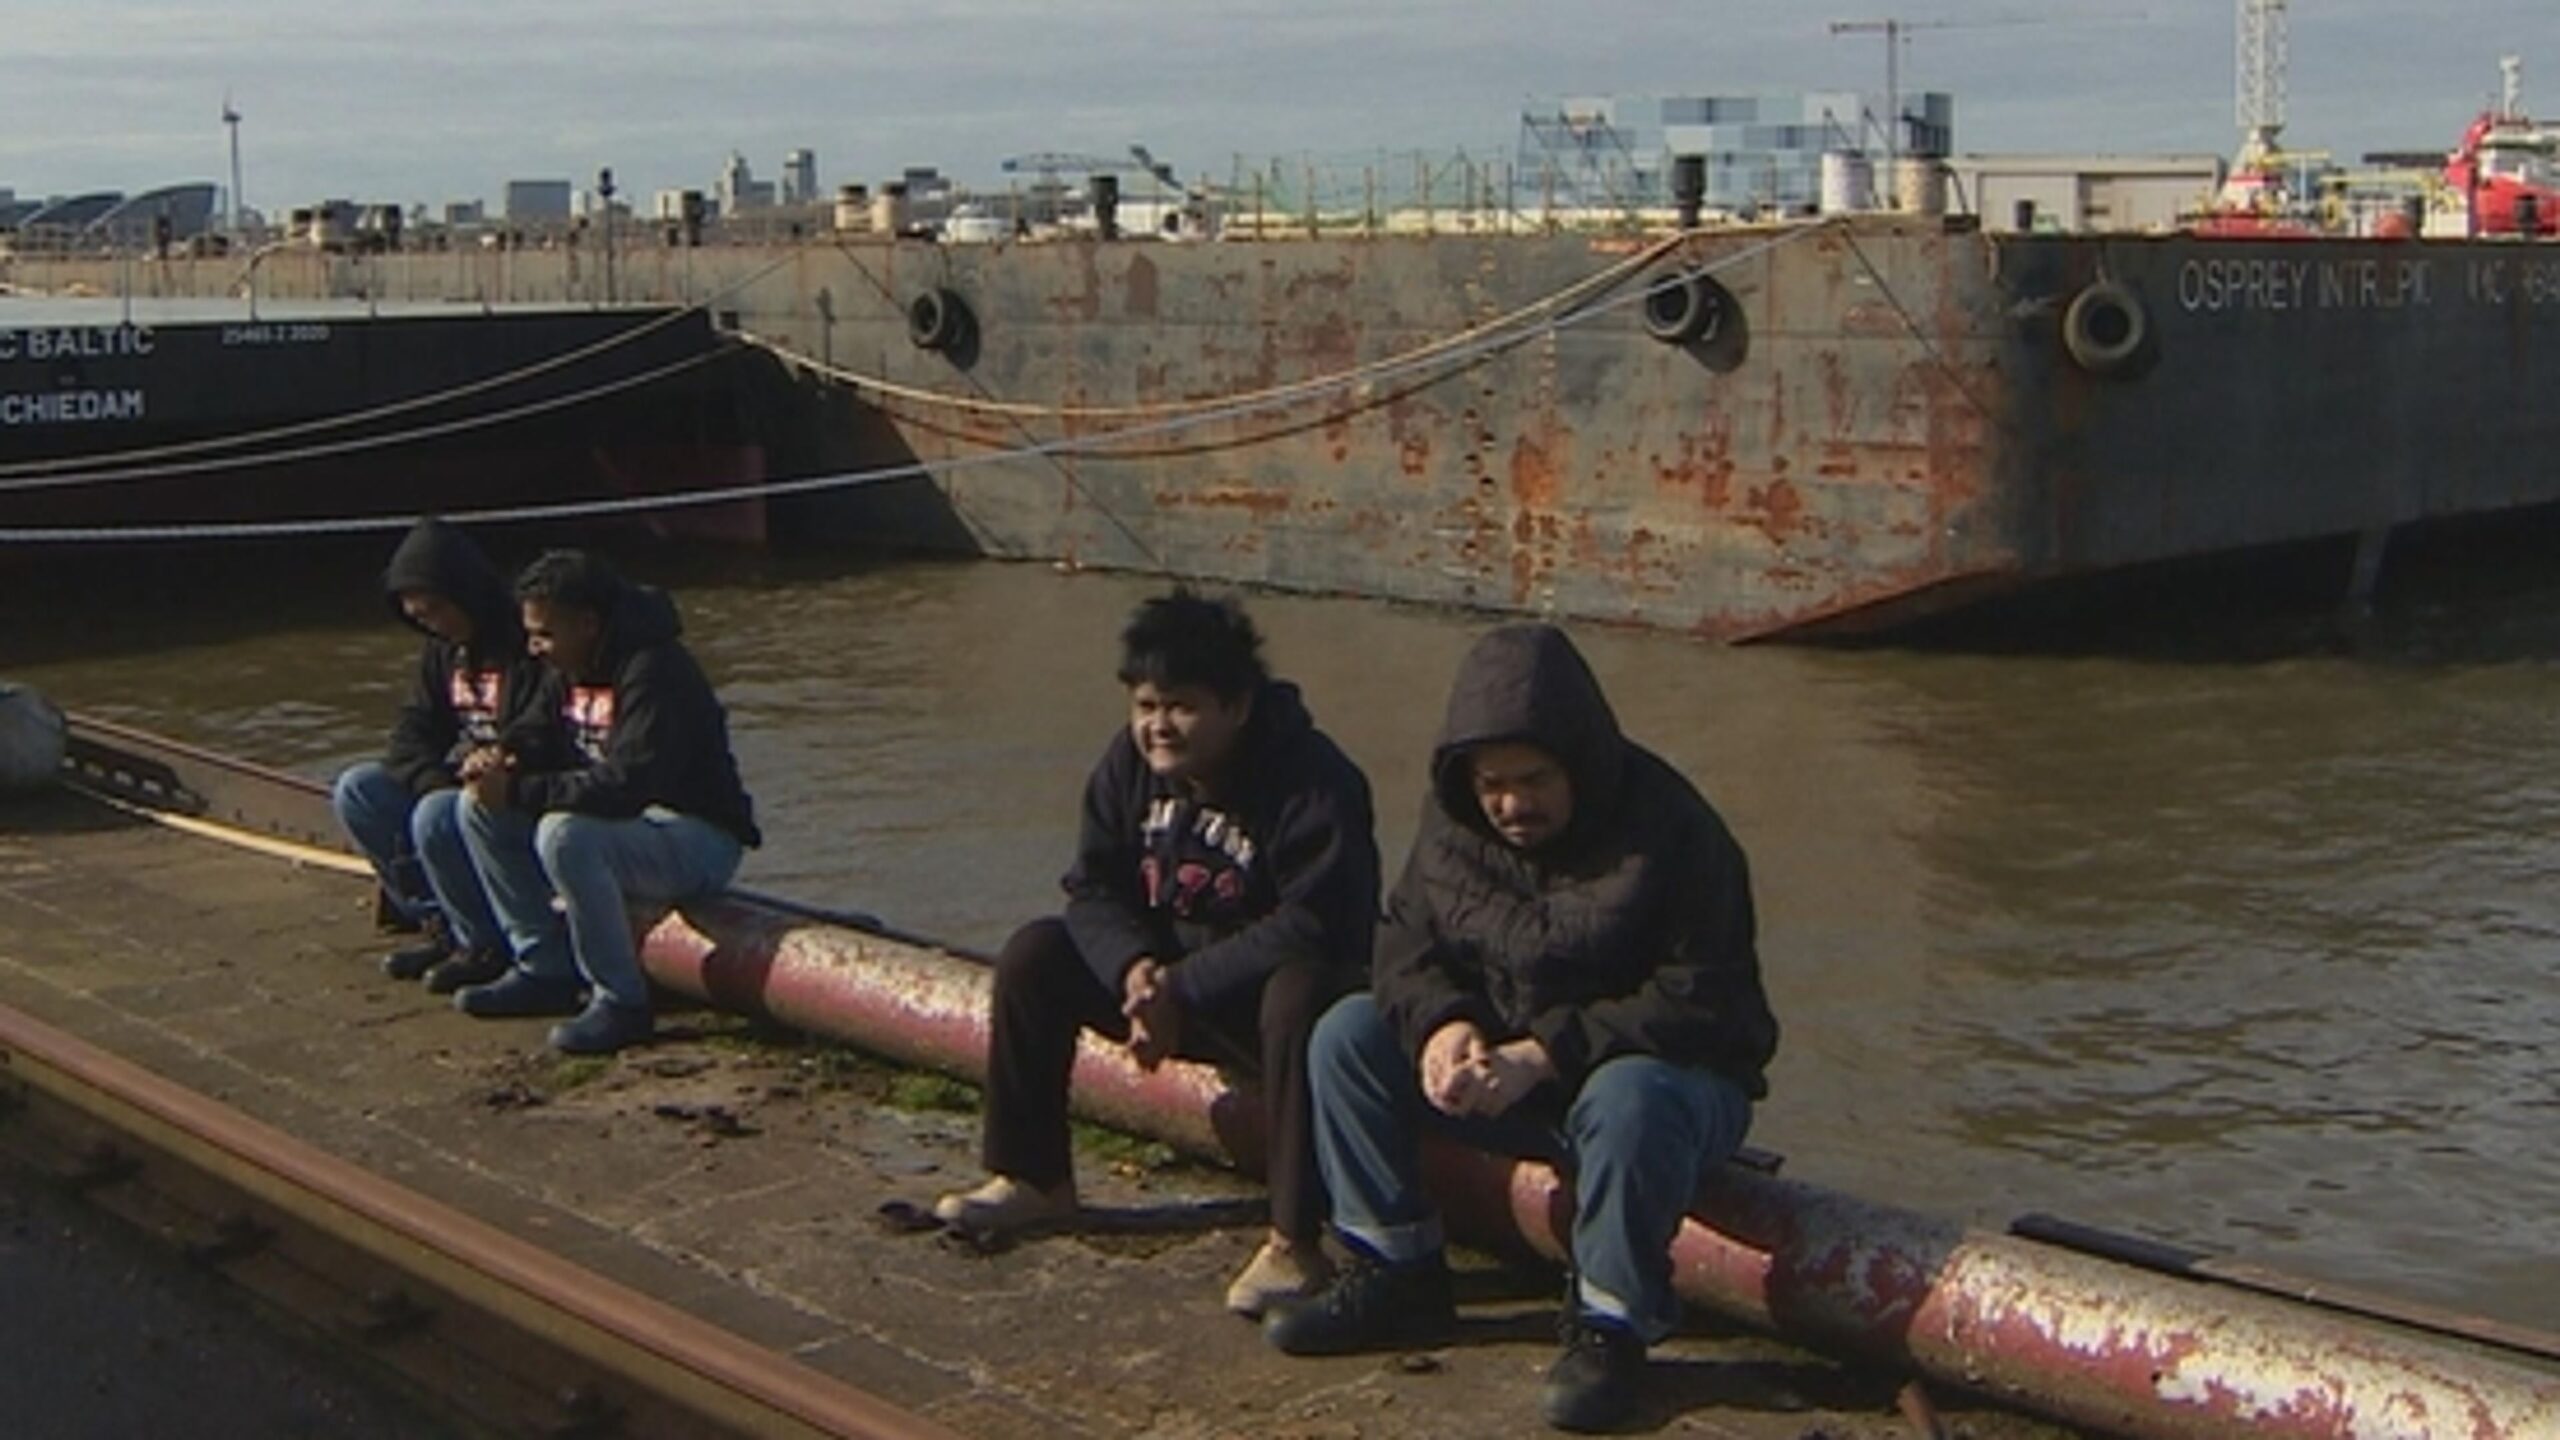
[9,537,2558,1338]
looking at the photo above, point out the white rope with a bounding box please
[0,346,742,493]
[0,224,1822,545]
[0,250,802,477]
[778,231,1691,422]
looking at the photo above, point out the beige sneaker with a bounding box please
[1225,1237,1336,1317]
[930,1174,1078,1233]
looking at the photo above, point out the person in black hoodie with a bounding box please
[328,518,542,988]
[449,549,760,1055]
[1265,624,1779,1434]
[932,589,1380,1318]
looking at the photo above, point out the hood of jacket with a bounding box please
[381,518,521,661]
[593,581,683,678]
[1237,677,1315,779]
[1428,624,1625,855]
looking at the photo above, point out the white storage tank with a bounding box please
[871,181,910,236]
[1820,150,1876,214]
[1893,156,1947,216]
[833,184,871,232]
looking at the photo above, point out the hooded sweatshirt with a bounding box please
[1062,680,1380,1013]
[1371,624,1779,1097]
[379,518,542,797]
[503,576,761,847]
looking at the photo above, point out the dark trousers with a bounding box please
[982,917,1342,1244]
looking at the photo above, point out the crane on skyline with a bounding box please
[1827,12,2129,203]
[2236,0,2289,165]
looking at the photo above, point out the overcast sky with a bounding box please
[3,1,2552,209]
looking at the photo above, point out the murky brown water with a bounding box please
[10,539,2560,1336]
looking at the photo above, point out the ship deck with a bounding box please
[0,784,2072,1440]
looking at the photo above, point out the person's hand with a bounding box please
[1121,957,1163,1014]
[1420,1020,1490,1116]
[463,752,511,809]
[1466,1038,1555,1118]
[1122,959,1183,1071]
[457,746,503,782]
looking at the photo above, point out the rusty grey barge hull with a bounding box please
[711,222,2560,638]
[16,224,2559,637]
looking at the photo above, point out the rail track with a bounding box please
[0,995,958,1440]
[13,717,961,1440]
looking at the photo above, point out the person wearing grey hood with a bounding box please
[328,517,541,989]
[1265,624,1778,1433]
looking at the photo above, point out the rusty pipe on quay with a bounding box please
[47,720,2560,1439]
[640,899,2560,1440]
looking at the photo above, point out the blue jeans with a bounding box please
[459,796,743,1010]
[333,764,509,951]
[408,789,505,952]
[1307,993,1752,1344]
[332,762,432,925]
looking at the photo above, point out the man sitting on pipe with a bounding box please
[933,589,1381,1318]
[1264,623,1778,1434]
[328,517,545,992]
[449,549,761,1055]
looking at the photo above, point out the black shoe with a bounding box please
[1262,1251,1454,1356]
[1541,1314,1645,1432]
[422,947,511,996]
[380,911,453,980]
[381,934,452,981]
[452,969,585,1018]
[546,999,655,1055]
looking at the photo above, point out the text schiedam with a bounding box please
[0,326,156,427]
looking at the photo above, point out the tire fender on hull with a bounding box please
[2062,280,2151,378]
[1642,268,1731,346]
[907,287,971,352]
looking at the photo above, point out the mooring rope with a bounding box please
[0,223,1826,544]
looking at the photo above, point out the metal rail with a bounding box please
[62,713,338,848]
[0,1000,961,1440]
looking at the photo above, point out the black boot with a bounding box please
[1541,1311,1645,1432]
[1262,1249,1454,1356]
[422,946,510,995]
[380,914,452,980]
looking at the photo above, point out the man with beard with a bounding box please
[451,549,759,1055]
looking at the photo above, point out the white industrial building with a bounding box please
[1943,154,2227,233]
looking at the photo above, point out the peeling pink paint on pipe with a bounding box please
[643,899,2560,1440]
[642,898,1263,1166]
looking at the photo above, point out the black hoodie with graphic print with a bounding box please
[502,577,761,848]
[1370,624,1778,1098]
[379,518,542,797]
[1061,680,1380,1013]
